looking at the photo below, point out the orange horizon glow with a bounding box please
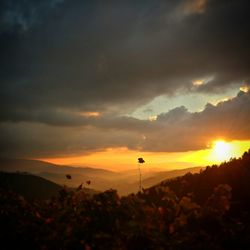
[39,140,250,171]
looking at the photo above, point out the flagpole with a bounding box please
[138,163,142,193]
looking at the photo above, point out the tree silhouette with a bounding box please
[1,150,250,249]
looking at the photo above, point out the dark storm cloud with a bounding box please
[1,0,250,156]
[0,122,142,158]
[1,91,250,157]
[1,0,250,114]
[0,0,64,32]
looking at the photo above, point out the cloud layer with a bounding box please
[1,91,250,157]
[1,0,250,157]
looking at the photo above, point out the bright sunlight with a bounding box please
[212,140,231,161]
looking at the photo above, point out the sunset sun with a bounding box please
[212,140,231,161]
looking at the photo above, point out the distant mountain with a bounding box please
[0,171,61,200]
[0,158,122,191]
[0,158,117,176]
[0,158,203,195]
[141,167,203,188]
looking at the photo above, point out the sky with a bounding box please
[1,0,250,170]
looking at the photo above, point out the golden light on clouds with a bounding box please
[182,0,207,16]
[79,111,100,117]
[192,79,204,86]
[192,0,207,14]
[148,115,157,121]
[240,85,250,93]
[210,97,230,106]
[192,76,214,87]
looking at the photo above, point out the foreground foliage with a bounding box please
[1,150,250,250]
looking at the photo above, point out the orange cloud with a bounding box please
[182,0,207,15]
[79,112,100,117]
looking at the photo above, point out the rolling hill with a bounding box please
[141,167,202,188]
[0,158,202,195]
[0,171,61,200]
[1,150,250,249]
[150,149,250,209]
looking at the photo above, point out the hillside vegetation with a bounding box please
[1,150,250,249]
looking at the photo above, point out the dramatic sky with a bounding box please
[1,0,250,170]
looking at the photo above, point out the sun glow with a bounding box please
[178,140,250,166]
[40,141,250,171]
[212,140,232,161]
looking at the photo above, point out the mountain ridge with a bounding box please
[0,171,61,200]
[0,158,203,195]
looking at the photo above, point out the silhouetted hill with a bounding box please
[0,158,202,194]
[0,158,123,191]
[0,172,61,200]
[150,149,250,211]
[1,150,250,249]
[141,167,203,188]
